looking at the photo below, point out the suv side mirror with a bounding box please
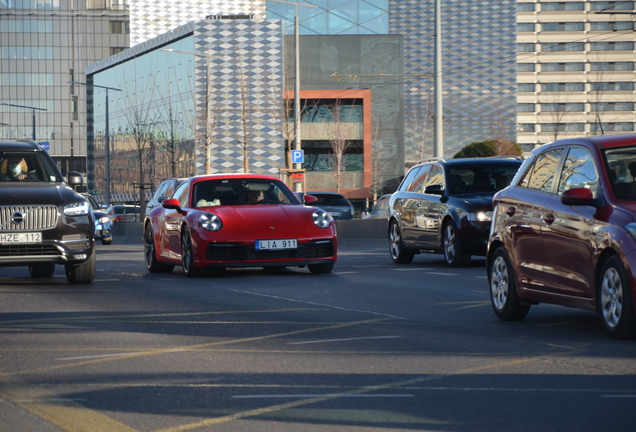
[67,171,84,187]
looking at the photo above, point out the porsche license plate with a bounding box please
[256,239,297,250]
[0,232,42,245]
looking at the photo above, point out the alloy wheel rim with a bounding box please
[390,224,400,259]
[444,225,455,262]
[601,267,623,329]
[144,229,153,267]
[491,256,508,310]
[182,232,191,272]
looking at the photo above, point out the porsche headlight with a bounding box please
[199,212,222,231]
[467,211,493,222]
[312,209,332,229]
[64,201,90,216]
[98,216,110,224]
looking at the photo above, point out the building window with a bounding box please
[0,19,53,32]
[541,123,585,132]
[1,0,60,9]
[517,43,536,52]
[110,47,126,55]
[542,42,585,51]
[542,82,585,92]
[518,123,536,132]
[590,2,635,11]
[595,122,635,132]
[518,83,536,92]
[542,22,585,31]
[590,82,635,91]
[518,63,536,72]
[541,103,585,112]
[518,23,536,32]
[591,102,635,111]
[591,62,635,71]
[591,22,634,31]
[542,62,584,71]
[590,41,634,51]
[1,46,53,59]
[1,73,54,86]
[109,21,129,34]
[542,2,585,11]
[518,103,536,112]
[518,3,536,12]
[72,95,79,121]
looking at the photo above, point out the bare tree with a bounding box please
[325,99,356,192]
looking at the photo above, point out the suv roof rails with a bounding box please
[417,157,447,164]
[487,155,523,161]
[16,139,40,148]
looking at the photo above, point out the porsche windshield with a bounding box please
[193,178,300,207]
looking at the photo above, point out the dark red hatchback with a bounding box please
[487,134,636,339]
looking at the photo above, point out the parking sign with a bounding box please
[291,150,304,164]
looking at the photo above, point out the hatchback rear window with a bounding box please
[310,194,349,206]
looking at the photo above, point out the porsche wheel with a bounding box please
[308,262,334,274]
[389,221,414,264]
[181,226,203,277]
[28,263,55,278]
[598,256,636,339]
[489,246,529,321]
[144,223,174,273]
[443,221,470,267]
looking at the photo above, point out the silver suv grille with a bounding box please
[0,205,59,231]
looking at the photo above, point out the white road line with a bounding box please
[602,395,636,398]
[17,399,87,402]
[334,271,359,275]
[392,268,433,271]
[427,272,458,276]
[94,279,120,282]
[288,335,401,345]
[56,352,146,361]
[474,276,488,279]
[233,394,413,399]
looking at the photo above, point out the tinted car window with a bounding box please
[311,193,349,206]
[557,147,599,196]
[193,179,298,207]
[0,151,63,182]
[410,165,431,193]
[400,166,423,192]
[520,148,564,193]
[425,164,445,191]
[450,164,520,194]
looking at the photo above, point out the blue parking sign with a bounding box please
[291,150,304,164]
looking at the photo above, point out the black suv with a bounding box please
[388,156,522,267]
[0,140,96,283]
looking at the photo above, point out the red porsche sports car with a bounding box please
[143,174,338,277]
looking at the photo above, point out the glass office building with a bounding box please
[86,0,517,202]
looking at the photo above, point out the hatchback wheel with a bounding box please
[181,226,203,277]
[443,221,470,267]
[144,223,174,273]
[389,221,414,264]
[489,246,529,321]
[598,256,636,339]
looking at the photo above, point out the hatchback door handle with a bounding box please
[505,206,516,216]
[542,213,555,225]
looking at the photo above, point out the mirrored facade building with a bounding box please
[87,0,517,203]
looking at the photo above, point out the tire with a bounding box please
[443,221,471,267]
[65,251,96,284]
[28,263,55,278]
[144,223,174,273]
[489,246,529,321]
[101,240,112,245]
[389,221,414,264]
[598,256,636,339]
[308,262,334,274]
[181,226,203,277]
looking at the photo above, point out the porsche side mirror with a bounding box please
[304,195,318,204]
[162,198,182,212]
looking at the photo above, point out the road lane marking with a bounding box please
[288,335,401,345]
[233,394,414,399]
[602,395,636,398]
[426,272,458,276]
[334,271,359,275]
[392,268,433,271]
[56,352,148,361]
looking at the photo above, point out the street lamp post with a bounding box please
[0,102,47,141]
[69,81,122,206]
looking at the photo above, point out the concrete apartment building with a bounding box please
[0,0,129,176]
[517,0,636,151]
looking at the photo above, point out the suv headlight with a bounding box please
[199,213,222,231]
[467,211,493,222]
[313,209,332,228]
[64,201,90,216]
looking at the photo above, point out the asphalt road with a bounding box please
[1,239,635,432]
